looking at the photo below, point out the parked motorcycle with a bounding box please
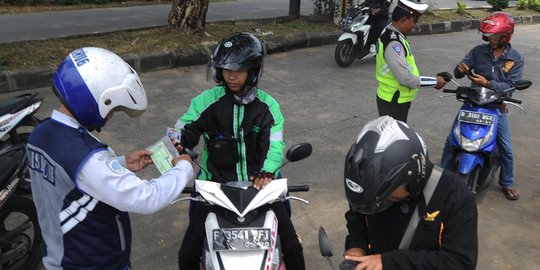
[176,143,312,269]
[441,74,532,194]
[0,92,45,269]
[335,1,390,67]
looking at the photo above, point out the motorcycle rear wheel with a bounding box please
[335,39,355,67]
[0,194,45,270]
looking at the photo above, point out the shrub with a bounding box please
[312,0,337,18]
[517,0,528,9]
[487,0,509,10]
[456,0,468,15]
[530,0,540,11]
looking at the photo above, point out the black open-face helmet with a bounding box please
[209,32,265,92]
[344,116,432,214]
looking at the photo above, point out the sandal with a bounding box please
[502,187,520,200]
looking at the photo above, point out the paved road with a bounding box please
[5,24,539,270]
[0,0,513,44]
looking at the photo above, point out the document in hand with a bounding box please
[147,136,179,174]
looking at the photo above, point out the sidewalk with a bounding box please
[1,0,537,93]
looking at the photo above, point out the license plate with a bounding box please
[458,110,495,125]
[212,228,271,251]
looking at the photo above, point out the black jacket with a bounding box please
[345,169,478,269]
[176,86,285,183]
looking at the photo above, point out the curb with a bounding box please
[1,14,540,93]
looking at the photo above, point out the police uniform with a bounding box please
[28,110,194,269]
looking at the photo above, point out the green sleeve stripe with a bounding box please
[263,140,286,174]
[257,89,285,173]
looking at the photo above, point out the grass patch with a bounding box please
[0,6,538,71]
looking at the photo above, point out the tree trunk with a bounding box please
[168,0,210,35]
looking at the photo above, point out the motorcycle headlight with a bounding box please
[454,124,494,152]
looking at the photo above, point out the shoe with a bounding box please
[369,44,376,54]
[502,187,519,200]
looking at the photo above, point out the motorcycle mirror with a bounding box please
[286,143,312,162]
[319,226,337,270]
[273,143,312,175]
[514,80,532,91]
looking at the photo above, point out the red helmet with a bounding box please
[479,12,514,45]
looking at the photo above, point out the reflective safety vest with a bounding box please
[376,30,420,103]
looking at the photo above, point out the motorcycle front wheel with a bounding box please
[335,39,356,67]
[459,167,481,194]
[0,194,45,270]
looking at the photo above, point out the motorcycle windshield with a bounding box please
[468,87,499,106]
[195,179,287,217]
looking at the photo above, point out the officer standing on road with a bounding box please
[342,116,478,270]
[27,47,195,269]
[375,0,447,122]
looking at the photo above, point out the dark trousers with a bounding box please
[178,201,305,270]
[376,91,411,123]
[366,14,388,47]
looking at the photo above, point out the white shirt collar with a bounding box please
[51,109,82,129]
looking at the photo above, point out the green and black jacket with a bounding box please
[175,85,285,183]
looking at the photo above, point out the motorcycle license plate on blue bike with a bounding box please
[212,228,271,251]
[458,110,495,125]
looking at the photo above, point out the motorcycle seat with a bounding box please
[0,93,35,116]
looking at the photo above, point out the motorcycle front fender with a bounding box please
[337,33,358,45]
[457,152,485,175]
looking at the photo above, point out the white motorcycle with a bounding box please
[177,143,312,269]
[0,92,45,269]
[335,1,391,67]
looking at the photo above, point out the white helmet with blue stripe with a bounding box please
[52,47,147,130]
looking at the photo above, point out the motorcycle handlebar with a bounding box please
[443,89,457,93]
[288,185,310,192]
[180,184,310,194]
[182,186,195,194]
[505,97,522,104]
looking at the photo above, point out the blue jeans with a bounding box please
[440,110,514,188]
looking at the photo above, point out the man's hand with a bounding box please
[172,154,193,168]
[344,252,382,270]
[468,73,490,88]
[344,247,366,257]
[250,171,275,190]
[435,76,447,90]
[456,63,470,75]
[125,149,153,172]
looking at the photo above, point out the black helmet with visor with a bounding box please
[209,32,265,92]
[344,116,432,214]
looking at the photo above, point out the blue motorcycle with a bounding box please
[441,74,531,194]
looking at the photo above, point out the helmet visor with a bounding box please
[481,32,505,41]
[350,196,394,215]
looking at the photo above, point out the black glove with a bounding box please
[437,72,452,82]
[250,171,275,181]
[339,260,358,270]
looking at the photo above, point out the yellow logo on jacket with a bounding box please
[424,210,440,221]
[503,61,514,73]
